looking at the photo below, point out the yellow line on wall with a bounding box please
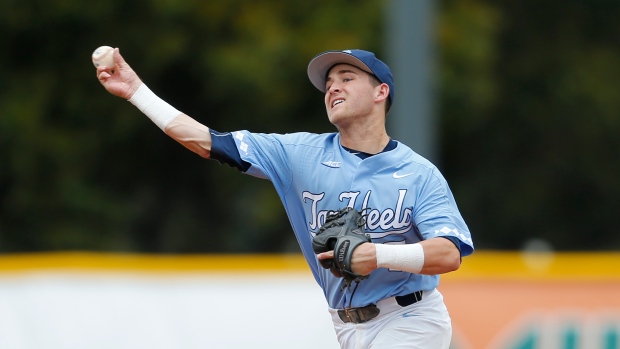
[0,252,309,274]
[445,251,620,280]
[0,252,618,279]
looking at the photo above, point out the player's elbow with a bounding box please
[444,252,462,272]
[427,237,462,273]
[165,132,212,158]
[194,147,211,159]
[436,247,462,274]
[182,142,211,159]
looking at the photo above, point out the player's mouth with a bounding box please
[331,98,345,109]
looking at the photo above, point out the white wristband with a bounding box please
[375,243,424,274]
[128,84,182,130]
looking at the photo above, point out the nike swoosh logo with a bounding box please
[393,172,414,179]
[322,161,341,168]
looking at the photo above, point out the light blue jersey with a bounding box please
[232,130,473,309]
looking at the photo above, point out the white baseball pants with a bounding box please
[328,289,452,349]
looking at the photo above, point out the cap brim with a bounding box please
[307,51,373,93]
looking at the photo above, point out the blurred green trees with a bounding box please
[439,0,620,250]
[1,0,618,253]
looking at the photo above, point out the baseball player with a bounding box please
[96,48,473,349]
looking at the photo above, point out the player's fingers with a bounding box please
[113,47,122,62]
[319,258,332,270]
[317,251,334,260]
[97,71,111,81]
[96,65,112,78]
[96,66,111,80]
[114,47,129,68]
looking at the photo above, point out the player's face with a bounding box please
[324,64,378,127]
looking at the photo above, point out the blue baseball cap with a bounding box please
[307,49,394,103]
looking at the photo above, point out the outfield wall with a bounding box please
[0,252,618,349]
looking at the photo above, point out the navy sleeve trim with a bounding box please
[209,130,251,172]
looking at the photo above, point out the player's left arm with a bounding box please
[317,168,471,276]
[318,237,460,276]
[417,237,461,274]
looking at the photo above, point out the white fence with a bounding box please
[0,272,339,349]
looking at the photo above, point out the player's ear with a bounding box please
[374,83,390,104]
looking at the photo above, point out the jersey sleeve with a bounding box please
[414,167,474,257]
[208,130,251,172]
[228,130,293,190]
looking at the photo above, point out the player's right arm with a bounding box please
[96,48,213,159]
[164,115,212,158]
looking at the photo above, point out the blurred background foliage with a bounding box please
[0,0,618,253]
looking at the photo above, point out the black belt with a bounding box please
[337,290,423,324]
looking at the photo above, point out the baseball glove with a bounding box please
[312,207,372,289]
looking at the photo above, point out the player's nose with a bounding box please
[325,89,341,106]
[326,83,342,96]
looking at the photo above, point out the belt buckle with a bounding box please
[343,308,358,323]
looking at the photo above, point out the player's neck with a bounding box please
[338,125,390,155]
[333,106,389,154]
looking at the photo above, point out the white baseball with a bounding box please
[92,46,115,68]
